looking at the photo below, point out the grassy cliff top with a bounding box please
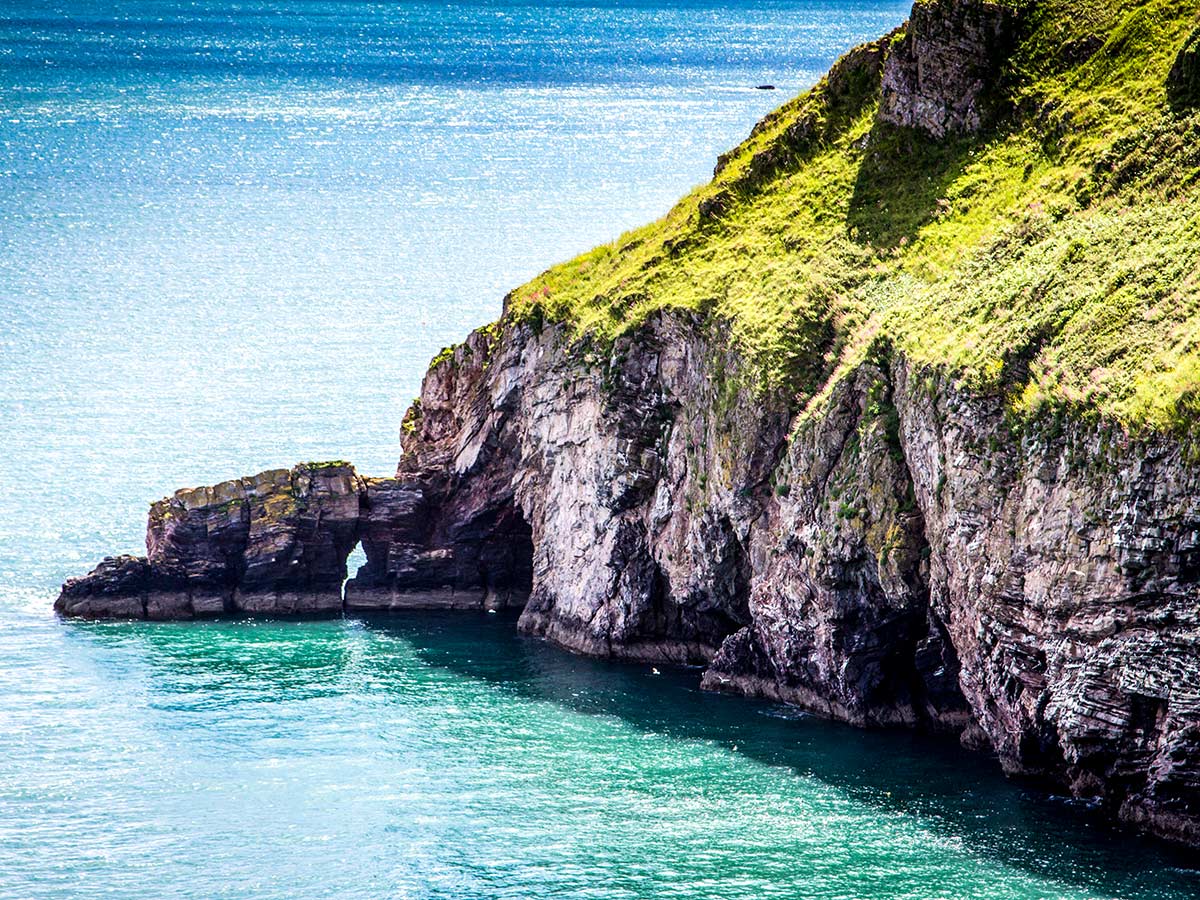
[501,0,1200,433]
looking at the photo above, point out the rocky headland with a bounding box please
[59,0,1200,848]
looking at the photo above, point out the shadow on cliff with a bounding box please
[356,610,1200,900]
[846,125,978,250]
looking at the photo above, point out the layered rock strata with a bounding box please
[877,0,1020,136]
[57,463,363,618]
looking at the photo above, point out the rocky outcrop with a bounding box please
[56,555,185,620]
[366,311,785,662]
[878,0,1020,137]
[383,314,1199,844]
[701,357,971,733]
[57,310,1200,846]
[319,325,535,612]
[894,366,1200,846]
[57,463,363,618]
[719,348,1199,845]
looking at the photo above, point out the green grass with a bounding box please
[495,0,1200,435]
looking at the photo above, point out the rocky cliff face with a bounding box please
[384,319,1200,845]
[57,463,363,619]
[877,0,1019,136]
[58,314,1200,846]
[57,0,1200,849]
[358,311,785,662]
[905,374,1200,846]
[701,357,971,733]
[706,348,1200,846]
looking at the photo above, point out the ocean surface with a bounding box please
[2,2,1199,898]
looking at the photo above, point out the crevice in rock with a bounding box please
[910,605,971,732]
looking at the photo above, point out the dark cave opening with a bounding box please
[472,502,535,609]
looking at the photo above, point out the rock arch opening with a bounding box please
[341,540,367,605]
[343,477,534,612]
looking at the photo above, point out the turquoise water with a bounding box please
[2,2,1199,898]
[4,611,1200,899]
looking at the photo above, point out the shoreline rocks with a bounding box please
[56,463,363,619]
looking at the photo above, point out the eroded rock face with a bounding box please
[508,312,779,663]
[346,311,1200,843]
[56,555,182,620]
[346,312,784,661]
[345,474,533,611]
[702,360,970,732]
[56,462,364,618]
[878,0,1020,137]
[57,309,1200,846]
[894,363,1200,845]
[344,323,534,611]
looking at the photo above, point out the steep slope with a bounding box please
[509,0,1200,435]
[60,0,1200,847]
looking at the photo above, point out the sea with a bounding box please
[2,1,1199,897]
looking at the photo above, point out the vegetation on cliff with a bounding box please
[505,0,1200,433]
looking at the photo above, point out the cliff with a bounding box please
[59,0,1200,848]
